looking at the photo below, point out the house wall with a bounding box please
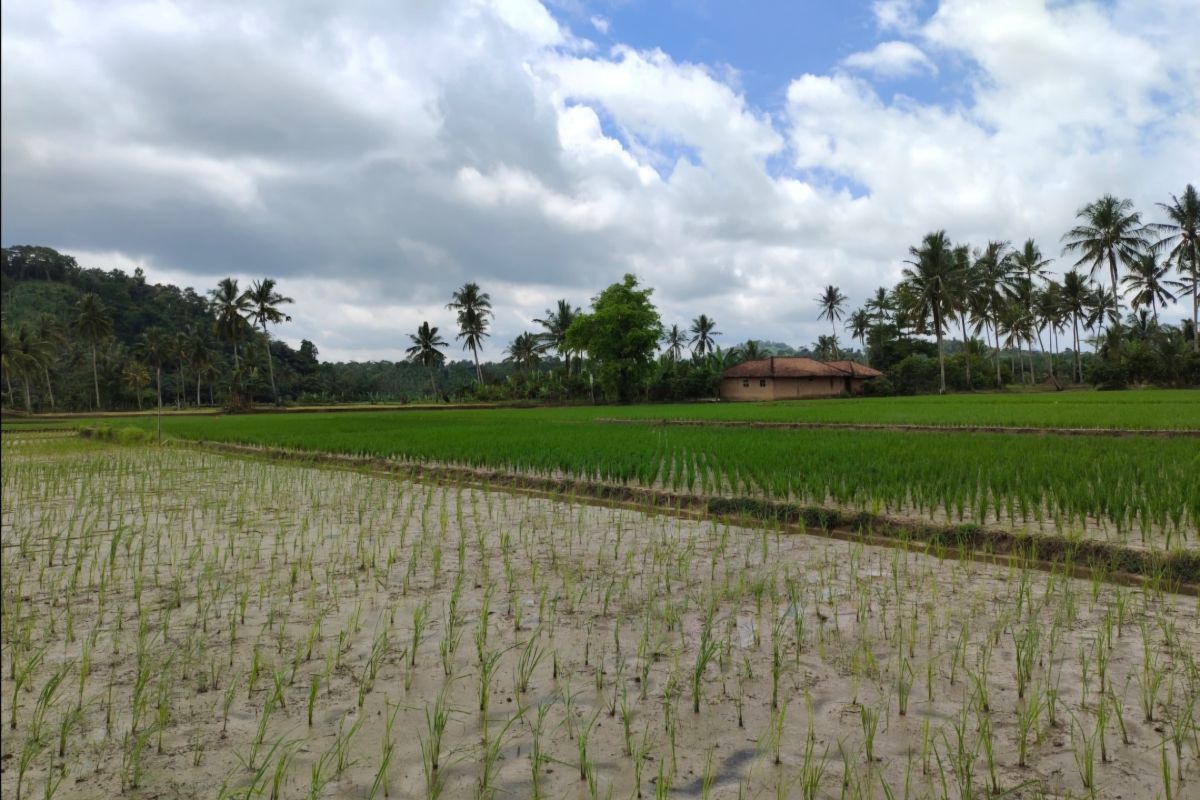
[722,376,865,401]
[720,377,776,401]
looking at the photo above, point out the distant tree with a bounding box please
[406,321,448,398]
[32,314,62,410]
[74,292,113,409]
[136,327,172,411]
[534,299,580,375]
[246,279,294,404]
[209,278,253,369]
[1121,252,1176,325]
[689,314,722,356]
[815,285,847,356]
[1149,185,1199,351]
[565,274,663,403]
[813,335,839,361]
[899,230,966,394]
[123,362,151,410]
[446,283,492,383]
[504,332,544,372]
[740,340,765,361]
[866,287,893,324]
[661,324,687,362]
[971,240,1015,388]
[0,323,16,407]
[845,309,872,355]
[1062,194,1148,328]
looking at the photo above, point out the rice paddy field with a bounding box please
[2,390,1198,799]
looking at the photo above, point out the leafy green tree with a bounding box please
[1149,184,1199,350]
[209,278,253,369]
[899,230,966,394]
[74,292,113,409]
[406,321,448,398]
[246,279,294,404]
[845,309,872,356]
[689,314,721,356]
[815,285,847,356]
[446,283,492,383]
[565,274,663,403]
[1062,194,1148,328]
[534,299,580,375]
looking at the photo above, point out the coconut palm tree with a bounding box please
[866,287,893,324]
[815,285,847,355]
[845,308,872,355]
[689,314,721,356]
[209,278,253,369]
[446,282,493,383]
[31,314,62,410]
[1034,283,1064,388]
[136,327,173,410]
[74,292,113,410]
[534,299,580,375]
[123,362,151,410]
[406,321,448,399]
[899,230,965,394]
[740,340,765,361]
[972,241,1015,388]
[8,326,47,412]
[1149,184,1199,351]
[661,324,687,362]
[0,322,15,408]
[246,279,294,404]
[504,332,544,372]
[813,335,839,360]
[1120,252,1176,325]
[1062,194,1148,328]
[949,244,978,389]
[186,330,214,406]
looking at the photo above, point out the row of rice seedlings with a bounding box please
[1,436,1197,799]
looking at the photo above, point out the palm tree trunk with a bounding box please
[1108,251,1121,327]
[178,362,186,409]
[1080,311,1089,383]
[136,387,142,411]
[959,318,971,389]
[156,365,162,409]
[91,344,101,410]
[197,373,203,407]
[428,366,438,400]
[22,372,32,412]
[4,371,12,408]
[473,348,482,384]
[935,310,946,394]
[262,324,279,404]
[233,341,240,370]
[42,364,55,410]
[991,317,1002,388]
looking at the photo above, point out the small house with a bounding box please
[720,357,882,401]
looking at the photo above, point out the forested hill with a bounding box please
[0,245,546,411]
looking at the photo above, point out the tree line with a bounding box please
[813,186,1198,393]
[2,185,1195,410]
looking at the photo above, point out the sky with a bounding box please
[2,0,1197,362]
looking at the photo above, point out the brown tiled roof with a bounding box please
[722,357,882,379]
